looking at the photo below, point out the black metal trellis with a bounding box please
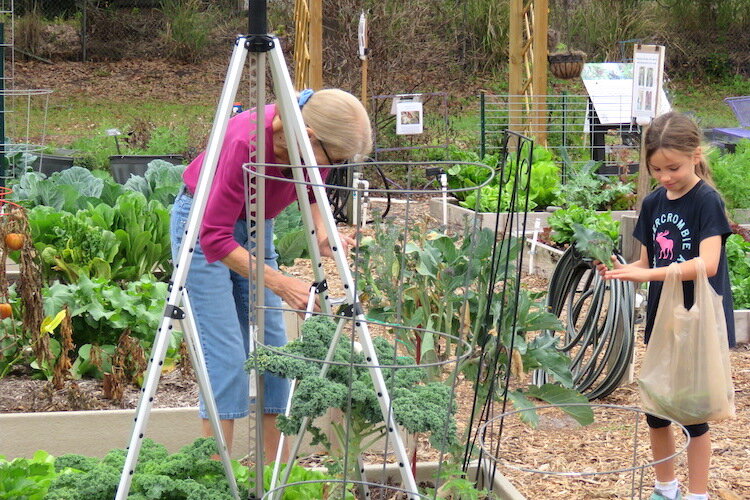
[460,130,535,485]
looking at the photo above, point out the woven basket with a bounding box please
[548,51,587,80]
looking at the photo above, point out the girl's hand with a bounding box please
[318,231,356,258]
[593,255,620,277]
[602,265,652,283]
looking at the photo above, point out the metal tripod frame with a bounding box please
[246,37,420,500]
[115,15,420,500]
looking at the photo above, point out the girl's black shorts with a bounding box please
[646,414,709,438]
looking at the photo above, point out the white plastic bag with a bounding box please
[638,258,735,425]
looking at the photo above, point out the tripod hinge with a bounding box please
[244,35,274,53]
[312,280,329,294]
[165,305,186,320]
[339,302,364,318]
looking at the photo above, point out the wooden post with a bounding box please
[361,58,368,112]
[309,0,323,89]
[508,0,523,146]
[531,0,548,145]
[636,124,650,212]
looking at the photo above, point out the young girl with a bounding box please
[599,111,735,500]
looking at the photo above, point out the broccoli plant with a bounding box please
[246,315,457,476]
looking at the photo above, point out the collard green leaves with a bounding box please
[571,223,617,268]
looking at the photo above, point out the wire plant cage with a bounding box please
[240,149,559,498]
[477,404,690,499]
[0,0,52,184]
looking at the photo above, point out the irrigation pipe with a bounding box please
[543,246,636,400]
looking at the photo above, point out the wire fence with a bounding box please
[479,93,642,179]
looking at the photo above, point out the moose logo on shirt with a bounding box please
[651,212,692,265]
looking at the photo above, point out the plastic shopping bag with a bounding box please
[638,258,735,425]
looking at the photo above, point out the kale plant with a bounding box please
[246,315,457,475]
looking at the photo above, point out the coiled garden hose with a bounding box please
[542,246,636,400]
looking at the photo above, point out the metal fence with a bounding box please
[479,93,642,179]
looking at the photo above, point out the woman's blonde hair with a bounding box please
[644,111,714,185]
[301,89,373,161]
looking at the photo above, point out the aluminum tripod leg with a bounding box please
[254,40,419,499]
[179,290,238,494]
[115,37,250,499]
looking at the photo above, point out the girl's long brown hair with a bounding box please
[644,111,715,186]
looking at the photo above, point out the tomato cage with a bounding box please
[241,154,548,499]
[477,404,690,499]
[0,87,54,182]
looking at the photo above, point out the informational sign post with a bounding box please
[631,44,665,126]
[631,44,666,211]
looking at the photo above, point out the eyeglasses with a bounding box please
[318,139,349,166]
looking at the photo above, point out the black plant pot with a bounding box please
[33,154,76,176]
[109,154,183,184]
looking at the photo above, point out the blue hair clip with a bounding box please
[298,88,314,108]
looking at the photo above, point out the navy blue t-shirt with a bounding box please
[633,180,735,347]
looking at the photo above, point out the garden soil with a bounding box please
[3,59,749,499]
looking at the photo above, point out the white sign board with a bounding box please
[395,99,423,135]
[581,63,670,125]
[632,45,665,125]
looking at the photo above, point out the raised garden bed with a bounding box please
[429,197,635,234]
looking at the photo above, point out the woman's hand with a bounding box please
[317,230,356,258]
[275,274,320,314]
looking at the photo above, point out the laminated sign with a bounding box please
[395,99,423,135]
[631,44,665,125]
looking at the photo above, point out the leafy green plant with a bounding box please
[4,439,348,500]
[122,159,186,208]
[273,204,310,267]
[547,205,620,247]
[726,233,750,309]
[246,315,457,479]
[27,191,172,282]
[41,275,174,379]
[0,450,57,500]
[446,144,561,212]
[558,158,635,210]
[571,223,618,269]
[46,438,241,499]
[428,464,498,499]
[709,140,750,211]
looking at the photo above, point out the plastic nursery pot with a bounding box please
[109,154,183,184]
[33,154,77,176]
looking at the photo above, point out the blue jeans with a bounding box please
[170,191,290,418]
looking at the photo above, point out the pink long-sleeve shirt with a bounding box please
[183,104,327,263]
